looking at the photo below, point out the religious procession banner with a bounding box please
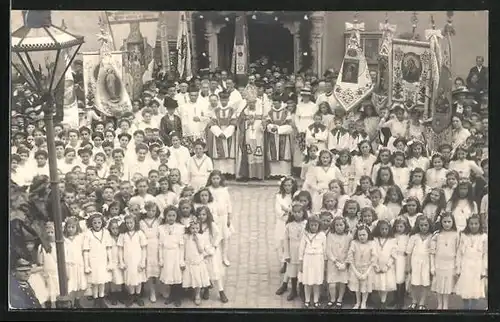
[371,22,396,112]
[176,11,193,81]
[388,38,432,110]
[334,21,373,113]
[82,51,126,109]
[231,14,249,78]
[61,52,79,129]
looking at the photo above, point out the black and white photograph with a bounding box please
[8,10,489,311]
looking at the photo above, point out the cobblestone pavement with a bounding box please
[82,185,486,310]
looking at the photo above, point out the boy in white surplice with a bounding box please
[264,94,294,178]
[206,91,238,176]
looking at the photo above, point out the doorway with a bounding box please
[217,18,294,73]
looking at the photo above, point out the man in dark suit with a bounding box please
[467,56,488,91]
[9,258,42,309]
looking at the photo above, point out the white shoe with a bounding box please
[352,303,360,309]
[360,303,367,309]
[150,293,157,303]
[223,259,231,267]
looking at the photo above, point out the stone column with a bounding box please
[310,11,325,76]
[283,21,301,73]
[205,20,225,71]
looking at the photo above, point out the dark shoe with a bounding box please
[279,262,287,274]
[202,287,210,300]
[275,282,288,295]
[135,295,145,307]
[164,295,174,305]
[174,299,182,307]
[74,298,83,308]
[219,291,228,303]
[125,295,134,307]
[335,301,343,309]
[93,298,99,308]
[380,302,387,310]
[110,293,118,306]
[44,301,52,309]
[99,297,108,308]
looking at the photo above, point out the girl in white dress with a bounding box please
[346,224,376,309]
[372,220,397,308]
[182,218,211,306]
[352,140,377,184]
[303,150,342,213]
[336,149,356,195]
[24,237,49,307]
[449,146,484,180]
[299,215,327,308]
[206,170,235,267]
[400,196,423,229]
[158,206,185,307]
[371,148,393,184]
[155,177,178,214]
[405,168,429,204]
[391,216,411,309]
[426,154,448,189]
[301,145,319,181]
[328,179,350,212]
[320,191,341,218]
[391,151,410,192]
[169,168,185,196]
[273,177,297,274]
[405,215,433,310]
[407,140,430,171]
[383,185,404,221]
[325,216,352,308]
[443,170,459,202]
[129,178,156,212]
[370,186,391,222]
[187,140,214,191]
[421,188,447,225]
[83,213,113,308]
[342,199,361,234]
[430,213,460,310]
[118,214,147,307]
[38,222,59,308]
[139,201,161,303]
[446,181,478,232]
[196,206,229,303]
[63,217,87,308]
[168,134,190,182]
[360,207,378,232]
[107,218,124,306]
[455,215,488,309]
[351,176,373,209]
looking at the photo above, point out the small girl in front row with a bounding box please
[158,206,185,307]
[140,201,161,303]
[325,216,352,309]
[430,212,459,310]
[346,224,375,309]
[454,214,488,310]
[280,202,308,301]
[118,214,147,307]
[39,222,60,308]
[299,215,327,308]
[64,217,87,308]
[391,216,411,309]
[372,220,397,309]
[405,215,433,310]
[182,218,211,306]
[274,177,297,276]
[107,218,124,305]
[83,213,113,308]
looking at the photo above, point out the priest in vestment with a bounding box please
[264,94,293,178]
[235,94,266,181]
[206,91,238,176]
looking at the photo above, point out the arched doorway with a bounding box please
[217,18,294,73]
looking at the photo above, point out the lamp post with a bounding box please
[11,10,84,308]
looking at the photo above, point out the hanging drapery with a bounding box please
[334,20,373,113]
[176,11,193,81]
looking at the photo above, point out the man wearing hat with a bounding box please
[452,86,470,115]
[466,56,488,92]
[10,258,42,309]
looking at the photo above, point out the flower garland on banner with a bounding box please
[334,20,374,114]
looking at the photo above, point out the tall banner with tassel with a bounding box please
[231,14,249,85]
[176,11,193,81]
[425,13,455,152]
[94,25,132,117]
[334,18,373,113]
[371,20,396,113]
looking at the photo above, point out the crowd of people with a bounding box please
[9,52,488,309]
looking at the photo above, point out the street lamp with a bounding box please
[11,10,84,308]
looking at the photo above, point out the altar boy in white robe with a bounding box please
[206,91,238,176]
[264,94,294,178]
[179,85,211,153]
[304,112,333,153]
[329,116,351,155]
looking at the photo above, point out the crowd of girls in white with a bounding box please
[273,147,488,310]
[26,167,234,308]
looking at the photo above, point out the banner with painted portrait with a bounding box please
[389,39,432,110]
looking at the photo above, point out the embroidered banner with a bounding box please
[176,11,193,80]
[231,14,249,76]
[389,39,432,110]
[334,22,373,113]
[371,22,396,111]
